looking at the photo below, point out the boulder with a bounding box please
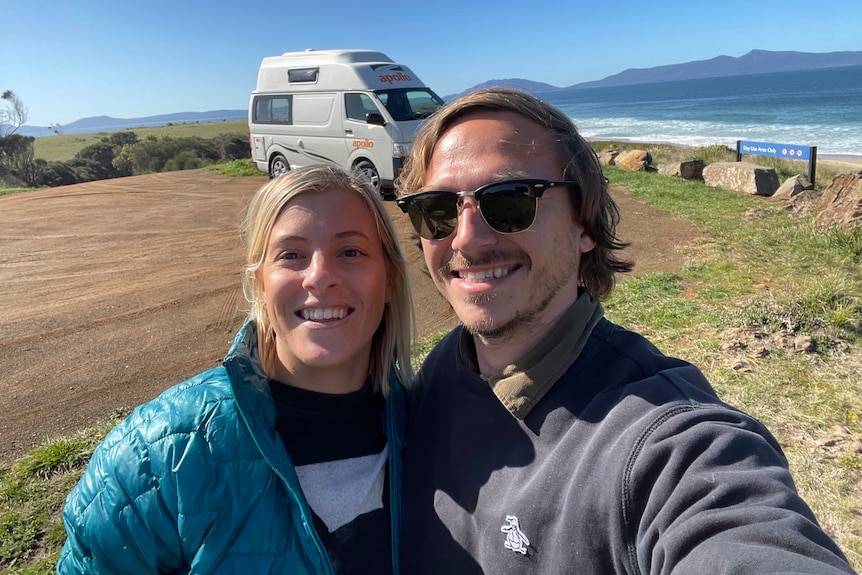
[615,149,653,172]
[702,161,780,196]
[773,174,814,198]
[597,148,619,166]
[813,171,862,232]
[657,159,705,180]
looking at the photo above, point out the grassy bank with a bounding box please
[603,165,862,569]
[2,148,861,573]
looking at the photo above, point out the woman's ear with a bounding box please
[254,269,264,297]
[385,276,393,304]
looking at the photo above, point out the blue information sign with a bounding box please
[738,140,811,161]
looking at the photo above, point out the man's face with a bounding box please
[420,111,597,341]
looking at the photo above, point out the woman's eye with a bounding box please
[343,248,361,258]
[277,251,301,261]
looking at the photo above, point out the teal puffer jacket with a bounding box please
[57,321,406,574]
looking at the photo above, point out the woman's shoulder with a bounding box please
[101,366,240,456]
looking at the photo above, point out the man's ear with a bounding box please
[578,230,597,254]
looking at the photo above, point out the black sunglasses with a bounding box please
[396,179,573,240]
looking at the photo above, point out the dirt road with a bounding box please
[0,171,700,463]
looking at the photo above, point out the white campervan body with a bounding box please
[248,49,444,194]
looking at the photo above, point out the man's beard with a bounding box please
[464,287,555,342]
[445,242,580,344]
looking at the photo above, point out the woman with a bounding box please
[58,165,415,574]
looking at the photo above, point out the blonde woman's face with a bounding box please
[257,187,389,393]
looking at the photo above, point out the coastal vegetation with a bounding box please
[0,121,250,189]
[592,139,849,191]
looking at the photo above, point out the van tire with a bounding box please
[354,160,381,195]
[269,154,289,178]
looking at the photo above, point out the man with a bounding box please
[395,88,855,574]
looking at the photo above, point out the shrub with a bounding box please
[164,151,207,171]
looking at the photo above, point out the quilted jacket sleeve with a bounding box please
[57,405,186,574]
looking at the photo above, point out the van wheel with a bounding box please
[354,160,381,194]
[269,154,289,178]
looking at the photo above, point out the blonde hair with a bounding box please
[396,87,632,300]
[242,165,414,394]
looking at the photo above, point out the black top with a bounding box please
[270,379,392,575]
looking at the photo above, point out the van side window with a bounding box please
[253,96,292,125]
[345,93,378,122]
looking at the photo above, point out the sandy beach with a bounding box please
[819,154,862,171]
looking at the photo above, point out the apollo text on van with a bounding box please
[248,49,444,194]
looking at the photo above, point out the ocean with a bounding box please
[21,66,862,159]
[542,65,862,159]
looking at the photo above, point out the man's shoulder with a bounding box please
[587,317,703,379]
[551,317,720,409]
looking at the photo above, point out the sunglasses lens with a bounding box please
[401,181,544,239]
[480,184,537,233]
[408,194,458,240]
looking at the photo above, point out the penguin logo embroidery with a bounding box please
[501,515,530,555]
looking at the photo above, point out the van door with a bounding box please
[343,92,393,191]
[288,93,345,170]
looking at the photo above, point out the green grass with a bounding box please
[601,166,862,568]
[0,187,30,197]
[33,120,248,162]
[3,156,861,574]
[0,418,121,573]
[206,158,263,178]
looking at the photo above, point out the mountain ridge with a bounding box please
[443,49,862,99]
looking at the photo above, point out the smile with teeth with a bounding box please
[458,267,512,281]
[299,307,350,321]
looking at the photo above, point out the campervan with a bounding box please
[248,49,444,195]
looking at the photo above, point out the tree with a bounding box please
[0,134,43,186]
[1,90,28,137]
[76,141,119,179]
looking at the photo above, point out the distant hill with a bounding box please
[14,49,862,135]
[444,49,862,98]
[573,49,862,89]
[17,109,246,137]
[444,78,561,101]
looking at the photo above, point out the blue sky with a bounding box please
[2,0,860,127]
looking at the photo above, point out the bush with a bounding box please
[164,151,206,171]
[75,142,119,179]
[107,132,138,147]
[15,130,253,188]
[213,134,251,161]
[40,161,80,187]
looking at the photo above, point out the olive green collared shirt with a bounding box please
[458,290,604,420]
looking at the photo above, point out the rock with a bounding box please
[775,188,821,219]
[657,159,705,180]
[792,335,816,353]
[773,174,814,198]
[702,161,780,196]
[813,171,862,232]
[597,148,619,166]
[615,149,653,172]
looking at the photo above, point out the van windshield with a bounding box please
[375,88,445,121]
